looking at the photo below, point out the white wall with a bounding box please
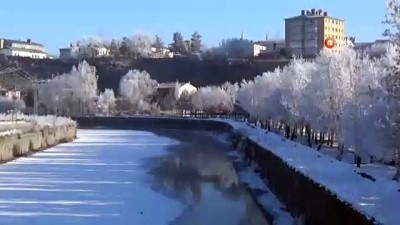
[179,83,197,97]
[0,48,47,59]
[253,44,267,57]
[78,46,110,58]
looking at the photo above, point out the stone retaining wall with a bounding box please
[243,140,375,225]
[0,124,77,163]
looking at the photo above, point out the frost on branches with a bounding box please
[234,44,400,180]
[38,61,98,116]
[191,83,237,114]
[97,89,116,115]
[119,69,159,113]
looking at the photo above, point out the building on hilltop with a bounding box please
[59,44,110,59]
[255,38,286,59]
[150,47,174,58]
[0,38,48,59]
[255,39,285,54]
[285,9,345,58]
[224,39,267,58]
[344,37,355,48]
[59,44,79,59]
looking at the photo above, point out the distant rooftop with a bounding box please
[285,9,344,22]
[1,38,44,47]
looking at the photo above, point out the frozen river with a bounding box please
[0,129,269,225]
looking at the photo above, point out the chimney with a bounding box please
[318,9,323,15]
[324,12,328,16]
[70,43,73,47]
[27,38,31,44]
[306,10,311,15]
[301,10,305,15]
[311,8,316,15]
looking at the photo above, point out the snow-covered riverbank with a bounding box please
[218,118,400,225]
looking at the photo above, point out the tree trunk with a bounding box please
[336,143,345,161]
[306,124,312,147]
[317,132,325,151]
[393,150,400,181]
[290,124,297,140]
[267,120,271,131]
[329,131,334,148]
[285,125,291,139]
[355,155,362,168]
[314,132,318,145]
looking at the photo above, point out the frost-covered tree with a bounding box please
[38,61,98,115]
[131,32,154,58]
[78,35,104,47]
[382,0,400,180]
[98,89,116,116]
[119,70,158,113]
[384,0,400,44]
[192,85,235,113]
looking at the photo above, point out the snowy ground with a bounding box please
[217,119,400,225]
[0,114,76,135]
[0,129,270,225]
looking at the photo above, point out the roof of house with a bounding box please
[157,82,194,89]
[255,40,285,44]
[285,14,344,22]
[2,39,44,47]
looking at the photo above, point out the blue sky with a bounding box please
[0,0,387,55]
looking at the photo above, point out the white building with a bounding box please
[59,45,79,59]
[59,44,110,59]
[252,44,267,57]
[0,88,21,100]
[0,38,48,59]
[255,39,285,53]
[224,40,267,58]
[178,82,197,97]
[150,47,174,58]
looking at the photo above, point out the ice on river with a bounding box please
[0,129,269,225]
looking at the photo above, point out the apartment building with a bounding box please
[285,9,345,57]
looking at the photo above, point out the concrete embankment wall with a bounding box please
[74,116,375,225]
[0,124,77,163]
[73,116,230,132]
[242,140,375,225]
